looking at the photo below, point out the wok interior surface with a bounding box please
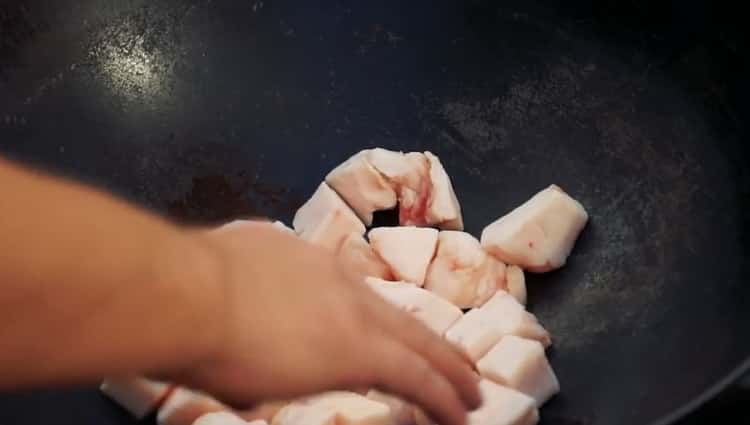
[1,1,749,424]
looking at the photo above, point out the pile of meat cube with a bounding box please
[101,148,588,425]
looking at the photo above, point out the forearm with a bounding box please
[0,159,223,389]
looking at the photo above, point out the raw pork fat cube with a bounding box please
[366,390,416,425]
[424,231,508,308]
[293,183,366,250]
[271,221,295,234]
[505,265,527,305]
[194,412,266,425]
[480,185,588,272]
[157,388,225,425]
[100,378,172,419]
[396,153,432,228]
[366,149,426,194]
[272,392,390,425]
[424,152,463,230]
[365,149,463,230]
[326,151,398,226]
[366,277,463,335]
[369,226,438,285]
[477,335,559,407]
[445,291,550,361]
[468,380,539,425]
[215,220,293,236]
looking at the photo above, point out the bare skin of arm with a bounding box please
[0,158,480,425]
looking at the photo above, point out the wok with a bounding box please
[1,1,748,424]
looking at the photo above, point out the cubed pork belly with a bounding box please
[293,182,366,250]
[366,149,463,230]
[100,377,173,419]
[271,392,391,425]
[424,231,509,308]
[325,151,398,226]
[194,412,267,425]
[477,335,559,407]
[157,388,225,425]
[445,291,550,362]
[365,277,463,335]
[468,380,539,425]
[368,226,438,285]
[480,185,587,272]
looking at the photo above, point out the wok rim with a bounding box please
[651,356,750,424]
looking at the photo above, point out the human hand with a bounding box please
[167,221,480,425]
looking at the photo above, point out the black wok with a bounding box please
[1,1,749,424]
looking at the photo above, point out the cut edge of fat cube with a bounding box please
[480,184,588,273]
[157,387,225,425]
[445,291,550,361]
[368,226,439,286]
[505,265,527,305]
[272,391,391,425]
[365,277,463,336]
[100,378,173,419]
[271,221,295,234]
[481,292,551,347]
[194,411,265,425]
[477,335,559,407]
[325,150,398,226]
[424,230,501,309]
[292,182,366,250]
[365,148,423,191]
[468,379,539,425]
[366,390,415,425]
[215,220,294,237]
[424,152,463,230]
[271,404,336,425]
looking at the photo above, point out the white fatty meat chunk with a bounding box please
[480,185,588,272]
[477,335,559,407]
[157,388,225,425]
[369,150,430,227]
[338,232,393,280]
[445,291,550,361]
[215,220,294,236]
[424,231,509,308]
[366,148,426,192]
[215,220,253,233]
[366,277,463,335]
[468,380,539,425]
[396,153,432,228]
[272,392,391,425]
[366,390,416,425]
[194,412,266,425]
[325,151,398,226]
[271,221,295,235]
[100,378,172,419]
[293,182,366,251]
[367,149,462,230]
[368,226,438,285]
[424,152,463,230]
[505,265,527,305]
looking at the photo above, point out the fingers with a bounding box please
[365,336,468,425]
[361,290,482,411]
